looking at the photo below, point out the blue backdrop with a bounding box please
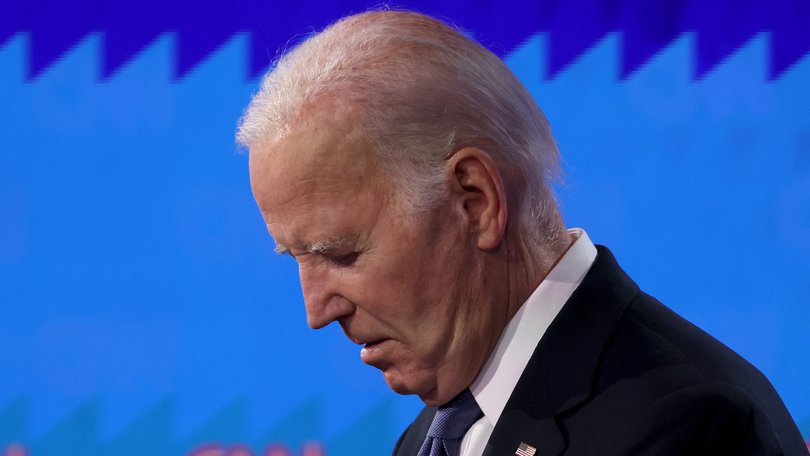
[1,1,809,454]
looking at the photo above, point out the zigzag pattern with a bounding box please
[0,396,397,456]
[1,13,809,455]
[0,0,808,80]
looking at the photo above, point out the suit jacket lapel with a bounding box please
[393,406,436,456]
[483,246,639,456]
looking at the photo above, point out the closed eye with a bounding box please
[331,251,360,266]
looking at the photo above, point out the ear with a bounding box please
[446,147,508,250]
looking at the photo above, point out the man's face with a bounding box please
[249,109,498,405]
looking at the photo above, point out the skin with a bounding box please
[249,105,570,406]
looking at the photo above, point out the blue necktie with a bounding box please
[417,389,483,456]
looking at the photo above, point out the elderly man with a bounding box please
[238,10,807,456]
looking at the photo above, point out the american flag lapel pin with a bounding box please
[515,442,537,456]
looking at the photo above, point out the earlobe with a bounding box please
[447,147,508,250]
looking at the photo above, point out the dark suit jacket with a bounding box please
[394,246,808,455]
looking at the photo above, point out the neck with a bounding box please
[427,220,573,406]
[501,221,574,324]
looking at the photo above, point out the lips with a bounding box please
[363,339,384,348]
[348,332,386,347]
[359,338,391,365]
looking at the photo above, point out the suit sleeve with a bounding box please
[618,382,788,455]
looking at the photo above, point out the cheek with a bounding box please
[345,258,435,327]
[354,219,468,334]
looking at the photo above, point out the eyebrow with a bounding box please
[273,243,290,255]
[310,237,352,254]
[273,237,352,256]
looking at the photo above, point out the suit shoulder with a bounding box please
[599,290,767,387]
[590,292,808,455]
[616,382,806,455]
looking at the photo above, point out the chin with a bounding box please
[383,370,446,406]
[382,368,431,396]
[383,370,415,395]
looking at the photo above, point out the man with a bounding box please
[238,10,808,456]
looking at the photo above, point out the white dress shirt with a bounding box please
[459,228,598,456]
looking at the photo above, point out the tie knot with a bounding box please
[426,389,483,440]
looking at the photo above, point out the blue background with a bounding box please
[1,1,809,454]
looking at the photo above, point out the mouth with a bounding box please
[362,339,385,349]
[359,338,390,364]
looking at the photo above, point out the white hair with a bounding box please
[237,10,563,242]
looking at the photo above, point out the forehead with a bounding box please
[253,103,374,169]
[250,105,382,190]
[248,108,390,244]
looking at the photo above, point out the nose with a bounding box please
[298,263,355,329]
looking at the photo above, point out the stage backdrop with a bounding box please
[1,1,809,455]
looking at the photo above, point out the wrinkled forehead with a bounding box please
[248,107,386,210]
[253,100,373,164]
